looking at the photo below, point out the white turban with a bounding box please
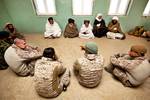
[112,16,119,21]
[97,13,103,17]
[96,13,103,21]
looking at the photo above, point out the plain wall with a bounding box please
[0,0,150,33]
[0,0,12,30]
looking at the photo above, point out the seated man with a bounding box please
[4,38,42,76]
[44,17,61,38]
[142,31,150,41]
[93,13,108,38]
[4,23,25,43]
[34,47,70,98]
[73,42,104,88]
[0,31,11,70]
[106,16,125,40]
[105,45,150,87]
[79,20,94,39]
[128,26,145,37]
[64,18,79,38]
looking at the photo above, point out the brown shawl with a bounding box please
[108,21,123,34]
[64,24,79,38]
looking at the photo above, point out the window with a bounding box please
[33,0,56,15]
[143,0,150,16]
[108,0,132,15]
[72,0,93,15]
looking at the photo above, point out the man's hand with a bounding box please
[80,46,85,50]
[114,53,120,58]
[35,47,41,52]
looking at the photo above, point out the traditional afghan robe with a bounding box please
[64,24,79,38]
[93,19,108,37]
[4,23,25,41]
[79,24,94,39]
[44,21,61,38]
[142,31,150,38]
[106,21,125,39]
[74,54,104,88]
[34,57,70,98]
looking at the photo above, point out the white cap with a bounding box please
[97,13,103,17]
[112,16,119,21]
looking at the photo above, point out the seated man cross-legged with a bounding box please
[34,47,70,98]
[74,42,104,88]
[4,38,42,76]
[105,45,150,87]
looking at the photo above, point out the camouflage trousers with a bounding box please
[0,40,10,69]
[59,68,70,91]
[113,67,132,87]
[17,60,37,76]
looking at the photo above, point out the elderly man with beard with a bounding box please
[4,23,25,43]
[93,13,108,37]
[106,16,125,40]
[4,38,42,76]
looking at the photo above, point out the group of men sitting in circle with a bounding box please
[44,13,126,40]
[0,37,150,98]
[0,13,150,98]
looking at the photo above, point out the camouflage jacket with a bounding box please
[34,57,66,97]
[4,44,42,76]
[74,54,104,87]
[0,40,10,67]
[111,53,150,86]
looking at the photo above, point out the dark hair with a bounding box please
[140,52,145,57]
[84,20,90,24]
[48,17,53,21]
[43,47,57,60]
[68,18,74,24]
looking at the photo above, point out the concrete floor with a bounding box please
[0,34,150,100]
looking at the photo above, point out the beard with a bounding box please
[8,27,14,33]
[112,21,117,24]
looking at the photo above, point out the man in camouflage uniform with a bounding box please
[0,31,11,70]
[106,45,150,87]
[34,47,70,98]
[4,38,42,76]
[74,42,104,88]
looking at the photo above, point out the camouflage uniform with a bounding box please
[74,54,104,88]
[4,44,42,76]
[0,40,10,69]
[111,53,150,87]
[34,57,70,98]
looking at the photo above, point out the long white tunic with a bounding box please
[44,21,61,38]
[79,24,94,39]
[106,32,124,39]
